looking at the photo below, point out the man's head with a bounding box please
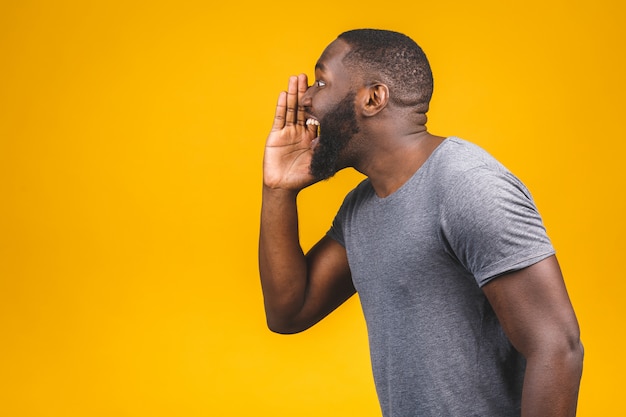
[337,29,433,113]
[306,29,434,180]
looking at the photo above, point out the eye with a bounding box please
[315,80,326,88]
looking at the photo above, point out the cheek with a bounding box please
[313,89,347,115]
[313,96,334,117]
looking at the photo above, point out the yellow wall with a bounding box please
[1,0,624,415]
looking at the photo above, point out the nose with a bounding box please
[300,87,313,107]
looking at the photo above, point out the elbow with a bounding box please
[265,309,315,335]
[531,330,584,376]
[267,323,301,335]
[263,298,315,334]
[572,336,584,359]
[562,327,585,368]
[520,321,584,365]
[560,336,585,386]
[265,314,312,335]
[570,337,585,372]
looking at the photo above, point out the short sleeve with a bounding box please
[325,180,371,248]
[326,199,347,248]
[440,167,555,287]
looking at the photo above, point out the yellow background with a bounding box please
[1,0,624,415]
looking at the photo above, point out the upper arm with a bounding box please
[482,255,581,356]
[441,169,555,287]
[273,235,355,334]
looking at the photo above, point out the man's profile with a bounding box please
[259,29,583,416]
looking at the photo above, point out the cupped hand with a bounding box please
[263,74,319,192]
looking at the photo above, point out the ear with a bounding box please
[358,83,389,117]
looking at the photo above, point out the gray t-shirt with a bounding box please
[327,137,555,417]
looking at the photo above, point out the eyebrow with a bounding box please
[315,62,326,71]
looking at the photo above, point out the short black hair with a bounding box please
[338,29,433,112]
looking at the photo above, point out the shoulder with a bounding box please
[327,178,374,246]
[431,137,507,176]
[429,137,527,198]
[338,177,375,210]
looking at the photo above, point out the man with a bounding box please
[259,29,583,416]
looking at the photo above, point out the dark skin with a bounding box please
[259,39,583,416]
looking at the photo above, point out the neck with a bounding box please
[356,130,445,198]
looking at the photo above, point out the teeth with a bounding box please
[306,118,320,126]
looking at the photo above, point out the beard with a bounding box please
[309,92,360,181]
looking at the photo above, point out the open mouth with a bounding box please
[306,118,321,149]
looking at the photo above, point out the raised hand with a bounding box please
[263,74,319,192]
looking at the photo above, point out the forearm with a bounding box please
[521,341,584,416]
[258,185,309,328]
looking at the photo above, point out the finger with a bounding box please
[285,75,298,126]
[296,73,308,126]
[271,91,287,131]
